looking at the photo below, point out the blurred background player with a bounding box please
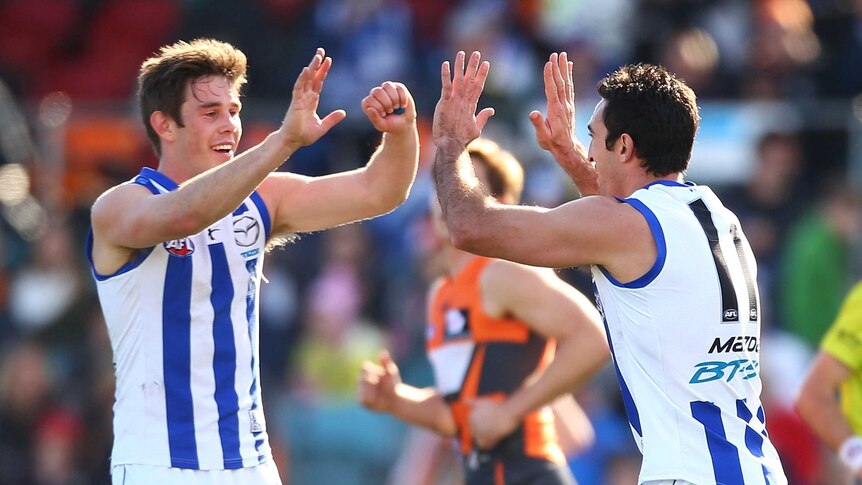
[87,39,418,484]
[358,137,609,485]
[796,280,862,482]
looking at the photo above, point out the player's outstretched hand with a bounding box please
[530,52,598,196]
[469,397,518,450]
[432,51,495,148]
[358,350,401,414]
[278,48,347,150]
[362,81,416,134]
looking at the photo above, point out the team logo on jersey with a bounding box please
[233,216,260,247]
[444,308,470,338]
[163,238,195,257]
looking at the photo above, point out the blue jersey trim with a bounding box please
[598,197,667,288]
[249,191,272,241]
[642,179,688,189]
[86,230,154,281]
[691,400,744,485]
[139,167,180,191]
[209,243,243,468]
[594,283,642,437]
[163,253,199,469]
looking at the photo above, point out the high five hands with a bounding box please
[432,51,495,148]
[531,52,598,195]
[279,48,417,152]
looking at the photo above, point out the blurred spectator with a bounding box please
[781,180,862,349]
[0,341,83,485]
[720,131,804,329]
[8,220,87,336]
[290,224,385,402]
[743,0,821,99]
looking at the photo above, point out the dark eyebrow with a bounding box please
[197,101,242,110]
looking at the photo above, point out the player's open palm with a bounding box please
[358,350,401,413]
[362,82,416,134]
[279,48,347,149]
[469,397,517,450]
[530,52,598,195]
[432,51,495,148]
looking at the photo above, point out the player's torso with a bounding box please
[89,167,273,470]
[592,181,786,484]
[426,257,564,472]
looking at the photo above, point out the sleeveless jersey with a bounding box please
[591,181,787,484]
[426,257,564,466]
[87,167,273,470]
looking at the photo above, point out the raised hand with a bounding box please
[432,51,495,148]
[469,397,518,450]
[529,52,598,196]
[362,81,417,135]
[279,48,347,150]
[357,350,401,413]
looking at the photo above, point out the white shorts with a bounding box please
[111,460,282,485]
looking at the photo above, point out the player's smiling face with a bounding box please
[175,75,242,171]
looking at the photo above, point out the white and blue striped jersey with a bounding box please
[87,168,273,470]
[592,181,787,485]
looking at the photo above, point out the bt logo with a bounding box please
[689,359,759,384]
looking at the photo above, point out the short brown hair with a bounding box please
[597,64,699,177]
[138,39,248,155]
[467,138,524,204]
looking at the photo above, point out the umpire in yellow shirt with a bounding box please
[797,280,862,481]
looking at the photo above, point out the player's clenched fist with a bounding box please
[362,82,417,134]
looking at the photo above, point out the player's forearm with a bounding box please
[503,337,606,422]
[390,384,457,437]
[433,137,496,252]
[167,131,297,234]
[360,126,420,214]
[551,141,599,196]
[796,386,854,452]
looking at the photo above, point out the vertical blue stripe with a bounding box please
[245,258,266,455]
[163,254,199,468]
[736,399,753,423]
[691,401,743,485]
[209,243,242,469]
[739,399,776,484]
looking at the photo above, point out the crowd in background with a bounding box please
[0,0,861,483]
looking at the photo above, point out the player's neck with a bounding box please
[156,155,207,185]
[444,245,478,276]
[623,172,684,196]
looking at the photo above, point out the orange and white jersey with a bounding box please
[426,256,564,465]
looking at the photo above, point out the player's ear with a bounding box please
[619,133,636,162]
[150,111,176,143]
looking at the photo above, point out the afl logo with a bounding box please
[164,238,195,257]
[233,216,260,247]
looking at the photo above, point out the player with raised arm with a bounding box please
[432,50,787,485]
[87,39,418,484]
